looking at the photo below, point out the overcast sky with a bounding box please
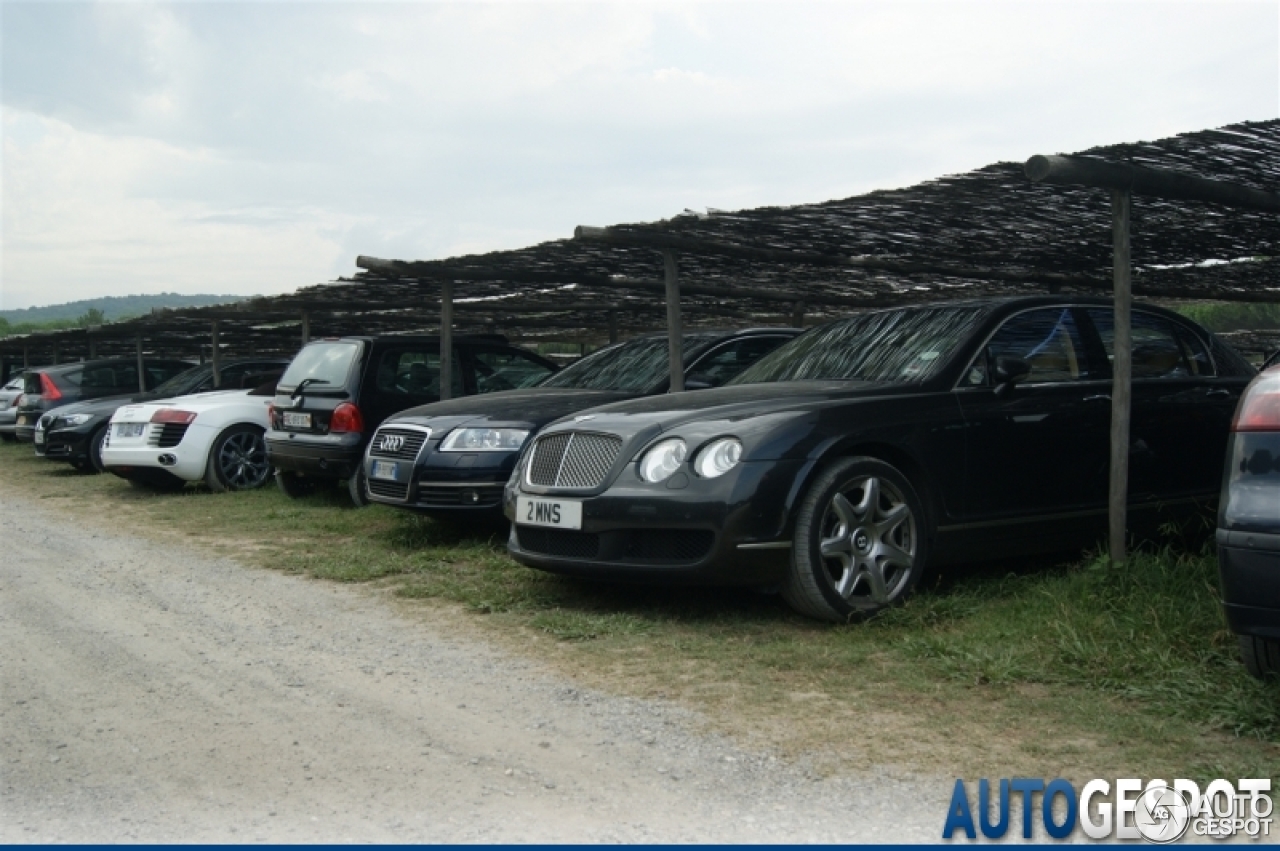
[1,1,1276,310]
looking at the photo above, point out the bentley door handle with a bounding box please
[1206,388,1233,398]
[1083,394,1111,403]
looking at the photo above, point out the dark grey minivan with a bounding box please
[266,335,558,506]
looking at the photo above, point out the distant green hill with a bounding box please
[0,293,247,325]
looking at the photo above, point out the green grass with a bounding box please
[2,440,1277,781]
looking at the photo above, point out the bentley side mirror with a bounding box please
[993,356,1031,397]
[683,373,720,391]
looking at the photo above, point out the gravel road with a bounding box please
[0,492,951,843]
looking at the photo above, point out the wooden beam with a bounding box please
[135,335,146,392]
[211,321,222,388]
[440,280,454,401]
[664,250,684,392]
[1026,155,1280,213]
[1110,189,1133,565]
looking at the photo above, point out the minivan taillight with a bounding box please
[329,402,364,434]
[39,373,62,401]
[1233,371,1280,432]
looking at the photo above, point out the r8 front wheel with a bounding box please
[783,456,929,622]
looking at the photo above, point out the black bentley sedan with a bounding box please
[362,328,800,518]
[1217,363,1280,678]
[505,296,1254,622]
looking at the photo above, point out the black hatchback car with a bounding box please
[16,358,193,444]
[362,327,801,520]
[267,335,559,505]
[505,296,1254,622]
[32,358,291,473]
[1217,364,1280,677]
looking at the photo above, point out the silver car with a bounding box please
[0,376,24,441]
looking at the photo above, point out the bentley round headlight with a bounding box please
[693,438,742,478]
[638,438,687,483]
[440,427,530,452]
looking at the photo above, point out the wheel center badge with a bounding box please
[853,531,871,552]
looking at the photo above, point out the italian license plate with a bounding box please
[17,414,29,426]
[282,411,312,429]
[33,430,44,445]
[370,460,398,481]
[516,496,582,530]
[117,423,145,438]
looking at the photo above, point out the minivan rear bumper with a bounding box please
[267,429,364,479]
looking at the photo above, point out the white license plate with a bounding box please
[282,412,312,429]
[33,431,44,445]
[371,460,398,481]
[117,423,145,438]
[18,415,29,426]
[516,496,582,530]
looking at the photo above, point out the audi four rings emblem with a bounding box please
[379,434,405,452]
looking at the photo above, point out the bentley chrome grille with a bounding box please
[526,431,622,489]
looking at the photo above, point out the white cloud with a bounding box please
[1,1,1276,309]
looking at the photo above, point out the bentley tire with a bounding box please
[205,425,272,492]
[1238,634,1280,679]
[783,456,929,622]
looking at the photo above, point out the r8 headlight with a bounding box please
[693,437,742,478]
[440,427,531,452]
[638,438,687,483]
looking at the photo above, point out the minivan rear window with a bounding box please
[279,342,361,390]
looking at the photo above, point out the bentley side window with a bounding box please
[1088,309,1197,379]
[967,308,1091,386]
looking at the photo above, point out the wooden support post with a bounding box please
[663,250,684,392]
[52,344,60,365]
[89,337,97,359]
[791,301,806,328]
[1109,189,1133,565]
[135,335,146,392]
[23,347,29,369]
[301,311,311,345]
[440,281,454,401]
[211,321,222,388]
[608,311,618,344]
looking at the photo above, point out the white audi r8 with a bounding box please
[101,388,274,491]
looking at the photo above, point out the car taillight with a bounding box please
[1233,371,1280,432]
[39,373,62,401]
[150,409,198,425]
[329,402,364,434]
[10,395,21,408]
[267,403,276,426]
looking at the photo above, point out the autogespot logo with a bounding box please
[942,777,1273,842]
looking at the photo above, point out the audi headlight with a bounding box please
[638,438,687,483]
[440,427,530,452]
[61,413,94,426]
[693,438,743,478]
